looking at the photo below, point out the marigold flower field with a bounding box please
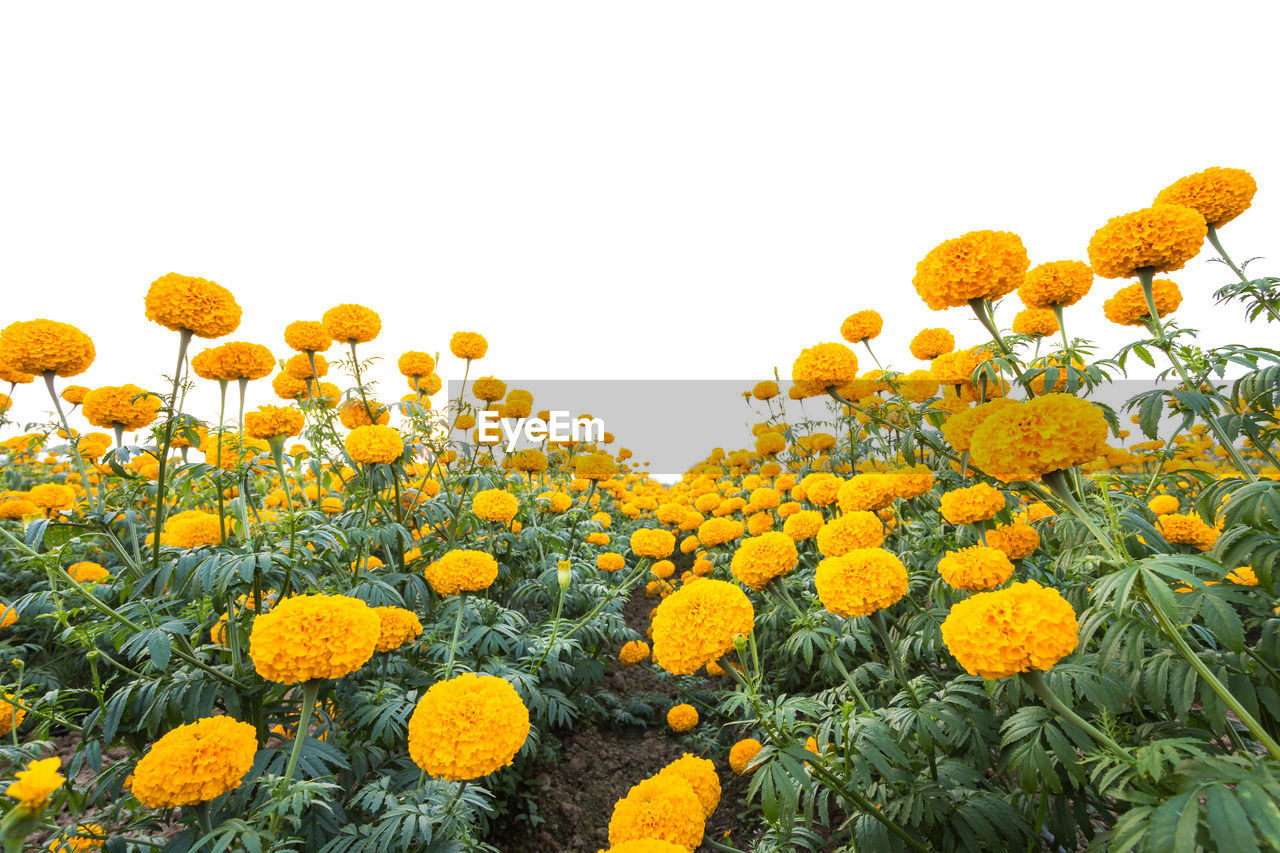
[3,166,1280,852]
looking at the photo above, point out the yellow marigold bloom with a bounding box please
[0,605,17,631]
[941,580,1078,679]
[940,397,1015,453]
[608,774,705,851]
[208,341,274,381]
[608,841,689,853]
[939,483,1005,525]
[986,522,1040,560]
[1226,566,1259,586]
[910,327,956,361]
[0,693,26,737]
[620,640,650,666]
[28,483,76,514]
[46,822,107,853]
[471,376,506,402]
[145,273,241,338]
[82,384,160,431]
[538,491,573,513]
[1087,204,1207,279]
[1103,278,1183,326]
[754,431,785,456]
[472,489,519,524]
[244,405,305,440]
[60,385,89,405]
[814,548,908,618]
[729,738,763,775]
[0,320,95,378]
[372,606,424,652]
[320,496,342,514]
[888,464,935,500]
[6,757,64,812]
[840,310,883,344]
[969,394,1108,483]
[338,399,390,428]
[1155,512,1219,551]
[321,303,381,344]
[837,473,895,513]
[0,498,39,520]
[657,753,720,818]
[696,517,745,548]
[1018,260,1093,309]
[1147,495,1180,515]
[345,424,403,465]
[200,435,266,471]
[271,371,308,400]
[1154,167,1256,228]
[249,593,380,683]
[651,579,754,676]
[283,320,332,353]
[782,509,824,542]
[1012,307,1059,338]
[752,380,779,400]
[510,448,548,474]
[631,528,676,559]
[745,511,773,536]
[791,342,859,396]
[815,511,884,557]
[425,549,499,595]
[407,673,530,780]
[913,230,1029,310]
[938,544,1014,591]
[730,531,798,590]
[67,561,109,584]
[449,331,488,360]
[597,552,626,572]
[651,560,676,580]
[577,452,619,481]
[398,351,436,378]
[666,703,698,732]
[283,352,326,380]
[130,717,256,808]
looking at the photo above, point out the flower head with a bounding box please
[792,342,859,396]
[345,424,404,465]
[244,405,305,440]
[939,483,1005,525]
[407,673,530,780]
[0,320,95,378]
[651,579,754,675]
[937,544,1015,590]
[472,489,519,524]
[1018,260,1093,309]
[321,303,381,344]
[130,716,256,807]
[910,327,956,360]
[814,548,908,618]
[941,580,1078,679]
[666,703,699,732]
[373,606,424,652]
[608,775,705,851]
[283,320,332,353]
[729,738,763,775]
[425,549,499,595]
[840,310,883,344]
[815,511,884,557]
[145,273,241,338]
[913,230,1029,310]
[82,385,160,431]
[1103,279,1183,326]
[631,528,676,559]
[969,394,1108,483]
[1154,167,1256,228]
[1087,204,1207,279]
[450,331,488,360]
[6,757,63,812]
[249,594,380,682]
[729,531,798,590]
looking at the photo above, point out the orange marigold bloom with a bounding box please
[666,703,699,732]
[6,756,64,812]
[1012,308,1059,338]
[782,509,824,541]
[249,593,380,682]
[1103,278,1183,326]
[144,273,241,338]
[631,528,676,559]
[815,511,884,557]
[840,310,883,344]
[752,380,779,400]
[373,606,424,652]
[814,548,908,618]
[60,385,89,405]
[283,320,332,353]
[338,399,390,428]
[620,640,650,665]
[28,483,76,514]
[0,320,95,378]
[1147,495,1179,515]
[472,489,519,524]
[210,342,275,381]
[910,327,956,360]
[937,545,1015,591]
[283,352,326,380]
[837,473,895,513]
[1156,512,1219,551]
[939,483,1005,525]
[986,522,1040,560]
[398,351,436,378]
[450,331,488,360]
[244,405,305,440]
[321,303,381,344]
[696,517,745,548]
[730,531,798,590]
[162,510,224,548]
[67,561,109,584]
[407,673,530,780]
[940,397,1016,453]
[791,342,859,396]
[344,424,403,464]
[81,385,160,431]
[1154,167,1256,228]
[597,552,626,572]
[651,579,754,676]
[608,774,705,851]
[425,549,499,595]
[657,753,720,819]
[913,230,1029,310]
[1018,260,1093,309]
[941,580,1078,679]
[130,716,257,807]
[969,394,1108,483]
[471,376,506,402]
[1087,204,1207,279]
[577,452,619,481]
[729,738,763,775]
[0,693,27,737]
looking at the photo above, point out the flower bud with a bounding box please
[557,560,571,591]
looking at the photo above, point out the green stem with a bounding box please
[151,329,193,571]
[1021,670,1133,763]
[271,679,321,834]
[443,592,467,677]
[1205,225,1251,285]
[43,373,96,513]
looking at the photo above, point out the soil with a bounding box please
[489,589,758,853]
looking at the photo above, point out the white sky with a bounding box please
[2,2,1277,463]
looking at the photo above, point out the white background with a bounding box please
[2,2,1276,466]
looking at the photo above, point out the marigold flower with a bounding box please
[1103,278,1183,326]
[0,320,95,378]
[837,473,895,513]
[82,384,161,431]
[471,376,506,402]
[283,352,326,380]
[60,385,89,405]
[597,552,626,572]
[1147,495,1179,515]
[696,517,745,548]
[67,561,109,584]
[815,511,884,557]
[939,483,1005,525]
[244,405,305,440]
[1226,566,1259,586]
[1155,167,1256,228]
[792,342,859,396]
[913,230,1029,310]
[1156,512,1219,551]
[1012,308,1059,338]
[28,483,76,514]
[372,606,424,652]
[814,548,908,618]
[941,580,1078,679]
[619,640,650,666]
[577,452,618,481]
[6,757,63,812]
[631,528,676,559]
[752,380,779,400]
[969,394,1108,483]
[145,273,241,338]
[729,738,763,775]
[130,716,256,807]
[888,464,935,499]
[729,531,798,590]
[1087,204,1207,279]
[321,303,381,344]
[937,545,1014,591]
[283,320,332,353]
[407,673,530,780]
[608,841,689,853]
[1018,260,1093,309]
[651,579,754,676]
[450,331,488,360]
[46,822,107,853]
[425,549,499,595]
[472,489,519,524]
[909,327,956,362]
[666,703,699,732]
[249,593,380,683]
[782,509,824,541]
[0,693,26,737]
[608,775,705,851]
[510,448,548,474]
[986,522,1040,560]
[840,310,883,344]
[656,753,720,818]
[208,342,275,381]
[398,351,436,378]
[345,424,403,465]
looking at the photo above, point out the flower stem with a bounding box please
[1021,670,1133,762]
